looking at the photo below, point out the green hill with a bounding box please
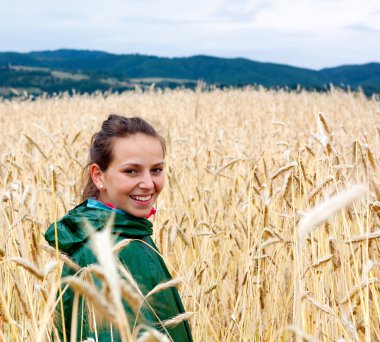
[0,49,379,97]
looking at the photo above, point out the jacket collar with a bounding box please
[45,200,153,255]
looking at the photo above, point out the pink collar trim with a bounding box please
[101,201,156,219]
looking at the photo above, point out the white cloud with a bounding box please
[0,0,379,68]
[251,0,380,32]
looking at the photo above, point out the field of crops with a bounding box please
[0,87,379,341]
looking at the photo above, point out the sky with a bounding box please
[0,0,379,70]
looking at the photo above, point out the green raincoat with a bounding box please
[45,199,193,342]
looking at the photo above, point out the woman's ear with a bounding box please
[90,164,105,190]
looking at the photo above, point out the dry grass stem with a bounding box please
[135,327,170,342]
[120,281,143,314]
[286,325,316,342]
[204,283,218,295]
[85,264,107,282]
[345,230,380,243]
[339,278,380,304]
[270,161,298,180]
[9,257,45,280]
[146,278,183,298]
[298,184,366,242]
[308,176,334,201]
[306,296,334,315]
[113,239,132,253]
[161,312,195,328]
[318,112,331,135]
[62,276,118,324]
[39,243,81,272]
[260,238,281,249]
[23,133,48,159]
[310,254,334,268]
[85,217,121,306]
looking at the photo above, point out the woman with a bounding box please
[45,115,193,341]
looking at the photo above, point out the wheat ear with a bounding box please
[339,278,380,304]
[345,230,380,243]
[298,184,366,243]
[318,112,331,135]
[146,278,183,298]
[9,257,45,280]
[308,176,334,202]
[270,161,297,180]
[62,276,118,324]
[39,243,81,272]
[306,296,334,315]
[120,280,143,314]
[161,312,195,328]
[85,216,121,307]
[113,238,132,253]
[135,326,170,342]
[286,326,315,342]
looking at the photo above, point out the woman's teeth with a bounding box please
[130,195,152,201]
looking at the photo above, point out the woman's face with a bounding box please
[93,133,165,218]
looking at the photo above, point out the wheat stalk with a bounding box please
[9,257,45,280]
[161,312,195,328]
[135,326,170,342]
[112,239,132,253]
[345,230,380,243]
[62,276,118,324]
[270,161,298,180]
[298,184,366,242]
[39,243,81,272]
[120,280,143,314]
[1,88,380,341]
[339,278,380,304]
[286,325,317,342]
[85,216,121,307]
[146,278,183,298]
[307,176,334,202]
[310,254,333,268]
[23,133,48,159]
[318,112,331,135]
[306,296,334,315]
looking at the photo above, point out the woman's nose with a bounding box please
[139,172,154,189]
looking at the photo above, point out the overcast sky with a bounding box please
[1,0,379,69]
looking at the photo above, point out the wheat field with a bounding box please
[0,86,379,341]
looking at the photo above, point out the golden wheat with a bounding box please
[1,87,379,341]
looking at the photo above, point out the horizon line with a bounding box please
[1,48,379,71]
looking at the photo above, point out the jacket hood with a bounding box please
[44,200,153,255]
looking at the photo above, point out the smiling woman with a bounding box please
[91,133,165,218]
[44,115,193,341]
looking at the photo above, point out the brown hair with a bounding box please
[82,115,166,200]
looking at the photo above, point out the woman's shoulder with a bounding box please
[44,201,90,256]
[117,237,156,266]
[117,238,168,286]
[45,200,119,256]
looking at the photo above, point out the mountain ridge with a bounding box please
[0,49,379,97]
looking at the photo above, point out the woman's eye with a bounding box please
[152,168,163,174]
[124,169,137,174]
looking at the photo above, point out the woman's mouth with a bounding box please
[130,194,153,203]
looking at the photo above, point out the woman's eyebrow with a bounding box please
[120,163,140,167]
[152,161,166,167]
[119,161,165,167]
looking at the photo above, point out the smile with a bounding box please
[130,194,153,202]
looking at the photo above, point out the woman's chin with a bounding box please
[122,205,151,218]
